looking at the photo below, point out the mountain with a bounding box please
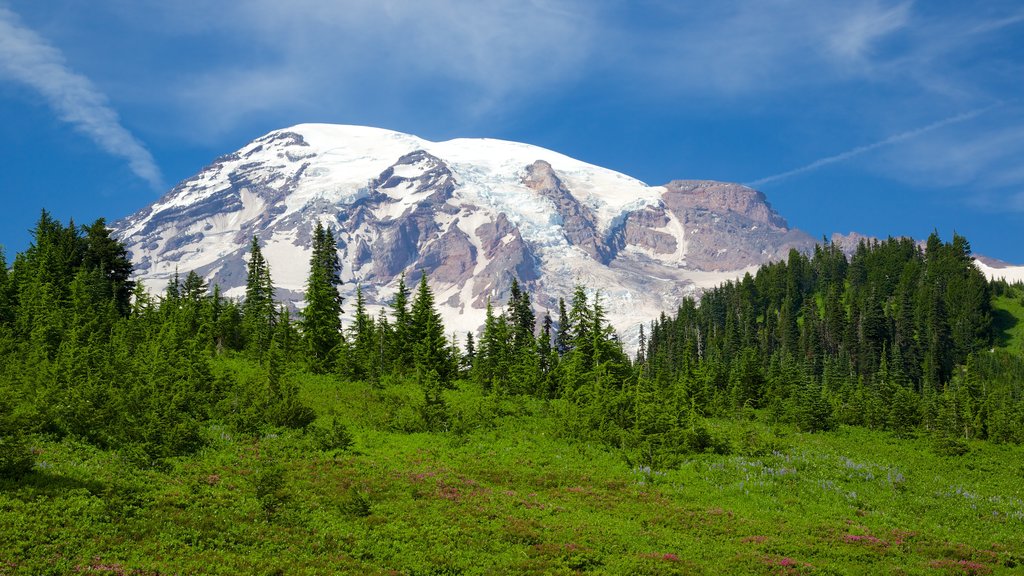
[114,124,819,345]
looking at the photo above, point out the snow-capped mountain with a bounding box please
[115,124,816,345]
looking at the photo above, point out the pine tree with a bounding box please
[349,285,376,380]
[302,223,343,373]
[505,279,539,394]
[569,286,593,359]
[538,311,554,378]
[0,248,13,326]
[80,218,134,315]
[243,237,277,359]
[475,299,509,393]
[374,308,391,384]
[508,278,536,351]
[410,272,452,386]
[556,297,571,355]
[463,331,476,377]
[390,273,412,372]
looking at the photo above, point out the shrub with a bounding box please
[253,463,287,518]
[340,486,371,517]
[313,418,354,454]
[0,433,33,479]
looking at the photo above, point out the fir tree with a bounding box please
[390,273,412,371]
[410,273,452,386]
[0,248,11,326]
[302,223,343,373]
[243,237,276,359]
[349,285,376,380]
[556,297,571,355]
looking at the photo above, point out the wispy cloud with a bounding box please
[0,6,164,190]
[746,103,1002,187]
[870,107,1024,205]
[621,1,913,95]
[125,0,600,139]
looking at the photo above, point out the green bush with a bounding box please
[340,486,371,517]
[313,418,354,453]
[253,463,287,518]
[0,433,33,479]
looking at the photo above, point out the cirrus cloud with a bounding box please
[0,5,164,190]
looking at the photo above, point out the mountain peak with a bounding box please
[114,124,816,347]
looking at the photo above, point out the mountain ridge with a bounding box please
[114,123,1021,347]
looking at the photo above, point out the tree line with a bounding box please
[3,212,1023,477]
[639,234,1024,454]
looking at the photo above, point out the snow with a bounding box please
[975,260,1024,284]
[684,266,760,290]
[262,229,311,292]
[457,210,494,277]
[118,122,787,354]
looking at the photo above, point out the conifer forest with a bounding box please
[1,211,1023,574]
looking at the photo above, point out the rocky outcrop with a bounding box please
[114,123,831,350]
[523,160,610,263]
[621,205,677,255]
[662,180,789,228]
[659,180,815,270]
[472,213,540,306]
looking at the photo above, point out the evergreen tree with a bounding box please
[349,285,376,380]
[475,299,509,393]
[390,273,412,372]
[463,331,476,377]
[374,308,391,384]
[538,311,554,377]
[243,237,276,359]
[0,248,13,326]
[410,273,453,386]
[508,278,536,351]
[80,218,134,315]
[302,223,343,373]
[556,297,571,355]
[505,278,539,394]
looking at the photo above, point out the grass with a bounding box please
[992,294,1024,353]
[2,372,1023,574]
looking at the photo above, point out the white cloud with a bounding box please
[746,103,1002,187]
[0,6,164,190]
[871,111,1024,203]
[623,1,913,94]
[827,2,912,64]
[126,0,600,138]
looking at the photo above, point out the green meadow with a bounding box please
[2,370,1022,575]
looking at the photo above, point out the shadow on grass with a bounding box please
[0,469,107,497]
[992,307,1018,348]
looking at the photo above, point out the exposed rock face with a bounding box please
[662,180,788,228]
[471,213,539,307]
[660,180,814,270]
[622,206,676,255]
[522,160,610,263]
[114,123,818,348]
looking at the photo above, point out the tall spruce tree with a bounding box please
[0,248,11,326]
[390,273,412,372]
[409,272,452,386]
[556,297,571,355]
[243,236,276,359]
[303,222,343,373]
[349,285,376,380]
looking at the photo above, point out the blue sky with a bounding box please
[1,0,1022,262]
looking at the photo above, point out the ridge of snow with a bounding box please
[117,123,805,354]
[975,260,1024,284]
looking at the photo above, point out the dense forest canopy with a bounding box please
[2,211,1024,478]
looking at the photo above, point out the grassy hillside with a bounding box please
[993,292,1024,354]
[2,366,1023,575]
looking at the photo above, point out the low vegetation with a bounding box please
[2,373,1024,574]
[1,211,1023,573]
